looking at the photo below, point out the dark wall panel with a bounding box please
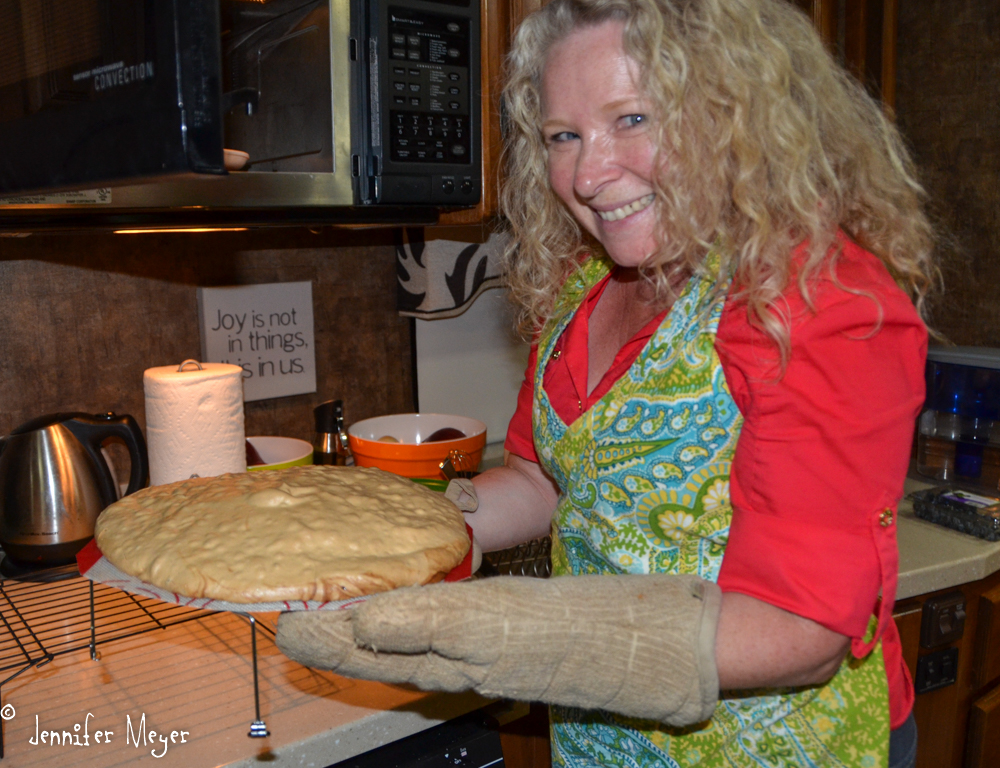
[896,0,1000,346]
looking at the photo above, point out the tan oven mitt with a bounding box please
[443,478,478,511]
[276,574,721,726]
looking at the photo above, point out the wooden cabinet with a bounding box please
[786,0,899,108]
[973,584,1000,690]
[843,0,898,110]
[968,683,1000,768]
[790,0,838,50]
[498,703,551,768]
[892,569,1000,768]
[967,585,1000,768]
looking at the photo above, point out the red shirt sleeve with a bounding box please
[715,240,927,644]
[504,344,539,462]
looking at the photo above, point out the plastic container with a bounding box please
[348,413,486,478]
[917,347,1000,489]
[910,486,1000,541]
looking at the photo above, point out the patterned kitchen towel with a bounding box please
[397,228,509,318]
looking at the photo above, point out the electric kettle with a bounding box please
[0,412,149,566]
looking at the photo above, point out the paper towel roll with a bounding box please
[144,361,246,486]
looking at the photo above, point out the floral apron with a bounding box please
[531,255,891,768]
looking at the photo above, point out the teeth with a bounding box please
[596,193,655,222]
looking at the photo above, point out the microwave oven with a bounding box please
[0,0,481,226]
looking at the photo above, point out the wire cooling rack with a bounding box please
[480,536,552,578]
[0,565,210,678]
[0,563,215,758]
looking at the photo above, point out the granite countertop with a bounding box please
[897,475,1000,599]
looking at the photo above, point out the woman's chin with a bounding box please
[590,210,658,267]
[602,240,658,269]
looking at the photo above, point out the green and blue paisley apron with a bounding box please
[532,255,891,768]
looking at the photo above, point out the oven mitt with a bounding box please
[442,479,480,570]
[444,478,478,512]
[276,573,721,726]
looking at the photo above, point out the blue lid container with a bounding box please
[926,347,1000,421]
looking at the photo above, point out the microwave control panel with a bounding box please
[357,0,480,206]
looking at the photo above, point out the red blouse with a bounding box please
[504,238,927,728]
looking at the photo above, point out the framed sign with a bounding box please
[197,282,317,402]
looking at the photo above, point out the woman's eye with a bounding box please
[621,114,646,128]
[547,131,578,144]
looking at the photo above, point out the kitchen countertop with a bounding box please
[0,610,488,768]
[897,474,1000,599]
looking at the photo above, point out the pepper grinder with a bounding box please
[313,399,351,465]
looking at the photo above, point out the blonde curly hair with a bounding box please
[501,0,937,360]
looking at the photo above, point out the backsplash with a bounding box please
[0,228,414,441]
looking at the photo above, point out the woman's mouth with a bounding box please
[595,193,655,222]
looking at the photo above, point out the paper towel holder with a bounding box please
[178,359,205,372]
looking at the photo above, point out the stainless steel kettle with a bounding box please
[0,412,149,565]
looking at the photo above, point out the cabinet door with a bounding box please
[499,703,551,768]
[973,584,1000,690]
[793,0,897,109]
[789,0,838,50]
[843,0,898,109]
[966,683,1000,768]
[894,600,923,679]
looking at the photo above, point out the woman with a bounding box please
[278,0,936,765]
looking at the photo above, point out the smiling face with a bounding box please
[541,21,659,268]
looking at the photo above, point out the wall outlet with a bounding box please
[920,591,967,648]
[915,647,959,694]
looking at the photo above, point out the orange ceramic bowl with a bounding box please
[348,413,487,478]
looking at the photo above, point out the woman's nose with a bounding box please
[573,136,619,199]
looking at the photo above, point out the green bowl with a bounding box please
[411,477,449,493]
[247,436,314,472]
